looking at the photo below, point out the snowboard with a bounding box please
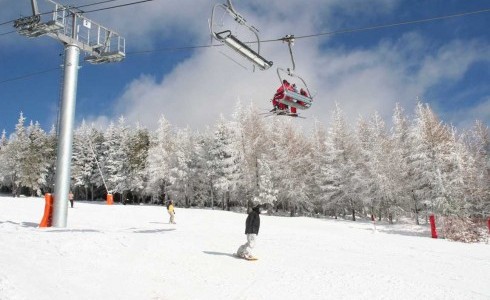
[233,253,258,261]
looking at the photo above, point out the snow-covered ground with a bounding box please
[1,196,489,300]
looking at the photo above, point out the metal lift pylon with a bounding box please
[14,0,126,227]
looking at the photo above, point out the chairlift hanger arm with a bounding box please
[282,34,296,71]
[30,0,40,16]
[226,0,236,16]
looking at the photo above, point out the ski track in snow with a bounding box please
[0,196,489,300]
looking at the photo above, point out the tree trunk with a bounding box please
[184,185,189,208]
[412,190,420,225]
[210,184,214,209]
[289,202,295,217]
[349,198,356,221]
[226,190,230,211]
[122,191,127,205]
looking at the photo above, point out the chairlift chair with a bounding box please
[210,0,272,70]
[275,68,313,110]
[274,35,314,110]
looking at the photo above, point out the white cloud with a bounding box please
[87,1,489,131]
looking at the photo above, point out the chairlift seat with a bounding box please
[276,90,313,109]
[210,1,272,71]
[215,30,272,70]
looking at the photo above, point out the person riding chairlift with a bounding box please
[272,80,310,115]
[272,80,294,113]
[290,87,309,114]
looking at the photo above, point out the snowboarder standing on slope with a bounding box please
[167,200,176,224]
[237,204,261,259]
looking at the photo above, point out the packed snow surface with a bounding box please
[0,196,489,300]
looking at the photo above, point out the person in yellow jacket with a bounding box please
[167,200,176,224]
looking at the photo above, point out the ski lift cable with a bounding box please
[132,6,490,54]
[0,67,61,84]
[82,0,156,14]
[0,0,157,37]
[0,30,16,36]
[1,7,489,84]
[261,7,490,43]
[0,0,124,27]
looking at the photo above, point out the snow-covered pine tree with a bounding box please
[102,117,132,202]
[355,116,379,220]
[6,113,30,196]
[286,123,314,215]
[22,121,51,196]
[191,130,214,207]
[391,104,417,223]
[0,130,9,187]
[324,103,360,220]
[169,127,194,207]
[265,116,291,213]
[443,127,470,216]
[233,102,269,209]
[409,103,454,216]
[266,117,313,216]
[309,120,330,215]
[72,121,101,200]
[465,121,490,216]
[43,125,57,194]
[126,123,150,203]
[365,112,400,223]
[208,115,242,210]
[252,158,277,208]
[146,115,174,204]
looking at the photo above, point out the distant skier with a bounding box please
[167,200,176,224]
[236,204,261,260]
[69,191,74,208]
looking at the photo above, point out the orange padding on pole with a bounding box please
[107,193,113,205]
[39,193,53,227]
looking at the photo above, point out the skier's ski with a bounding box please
[261,109,305,118]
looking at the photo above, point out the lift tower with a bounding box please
[14,0,126,227]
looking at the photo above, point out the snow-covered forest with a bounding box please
[0,102,489,231]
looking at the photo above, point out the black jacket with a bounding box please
[245,208,260,235]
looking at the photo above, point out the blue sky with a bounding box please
[0,0,489,135]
